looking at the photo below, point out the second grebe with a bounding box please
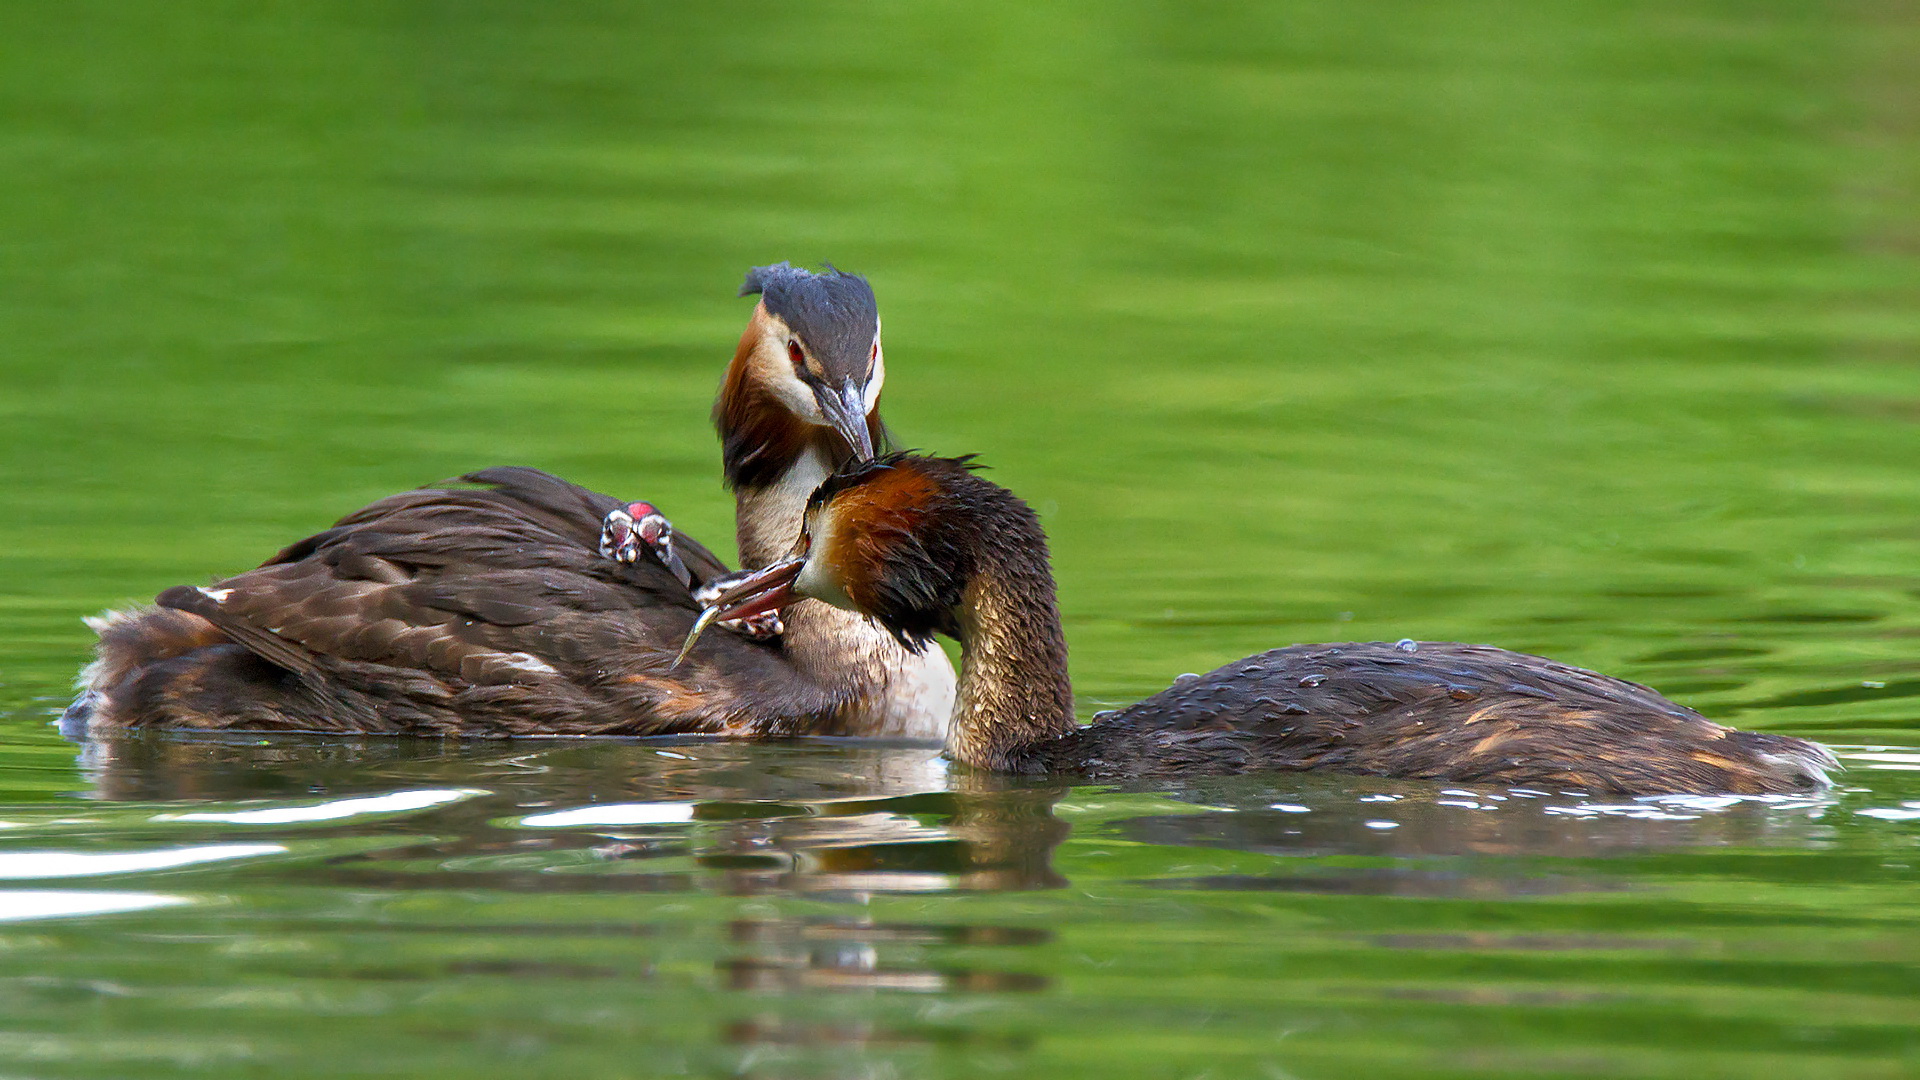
[67,266,953,738]
[692,454,1837,795]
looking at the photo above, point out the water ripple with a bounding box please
[0,890,189,922]
[0,844,284,879]
[157,789,485,826]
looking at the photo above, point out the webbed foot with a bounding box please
[600,501,693,587]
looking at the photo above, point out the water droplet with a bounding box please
[1395,639,1418,653]
[1174,673,1200,683]
[1298,674,1325,687]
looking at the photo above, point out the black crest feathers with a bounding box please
[739,262,879,371]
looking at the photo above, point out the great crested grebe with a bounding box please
[691,454,1838,795]
[67,265,954,738]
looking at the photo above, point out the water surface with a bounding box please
[1,1,1918,1076]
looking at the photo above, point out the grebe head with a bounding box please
[720,262,887,472]
[687,453,1046,654]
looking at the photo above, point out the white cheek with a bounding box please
[753,330,827,423]
[767,362,826,424]
[795,513,859,611]
[796,558,857,612]
[864,352,885,411]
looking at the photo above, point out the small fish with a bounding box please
[672,606,722,669]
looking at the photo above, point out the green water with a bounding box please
[3,1,1919,1076]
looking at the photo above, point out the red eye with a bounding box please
[870,342,879,361]
[787,340,805,371]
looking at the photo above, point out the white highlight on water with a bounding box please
[159,788,483,825]
[0,890,190,923]
[0,844,285,879]
[518,803,697,828]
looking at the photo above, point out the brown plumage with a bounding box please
[701,454,1838,796]
[70,263,954,738]
[1042,642,1834,794]
[77,468,844,736]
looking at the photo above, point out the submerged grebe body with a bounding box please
[699,454,1836,796]
[70,265,954,739]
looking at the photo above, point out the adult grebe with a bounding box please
[68,265,954,738]
[691,454,1837,795]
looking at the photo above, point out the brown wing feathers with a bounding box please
[171,471,702,684]
[155,584,321,677]
[92,469,843,736]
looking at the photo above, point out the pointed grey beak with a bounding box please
[815,382,875,463]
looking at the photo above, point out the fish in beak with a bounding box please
[672,557,806,667]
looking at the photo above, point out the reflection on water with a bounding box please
[1116,778,1838,897]
[721,916,1051,994]
[1123,774,1837,860]
[0,890,190,923]
[75,735,1071,897]
[75,735,956,805]
[0,732,1910,1078]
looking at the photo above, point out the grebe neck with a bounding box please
[733,441,833,570]
[949,561,1076,772]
